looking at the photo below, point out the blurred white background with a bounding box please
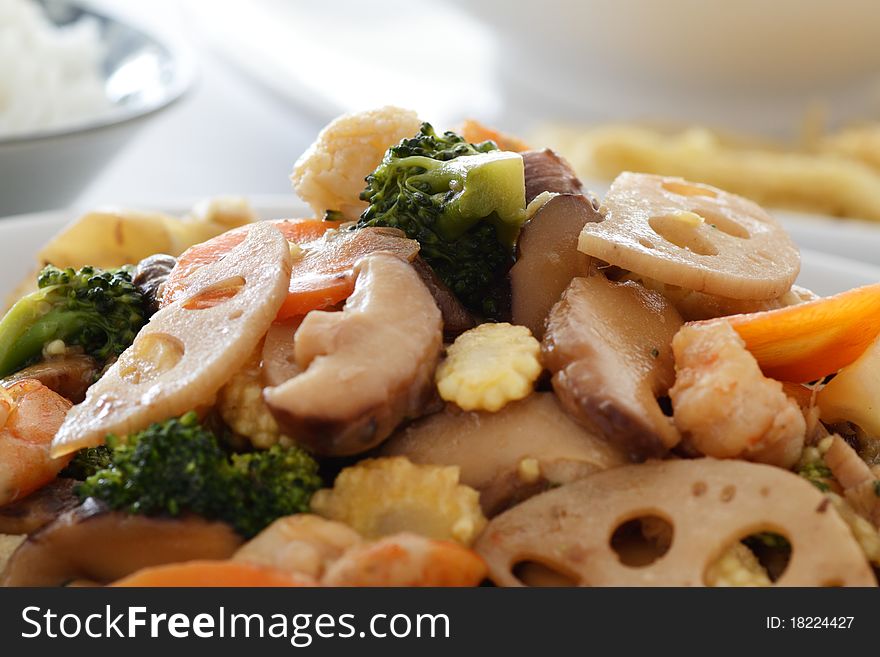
[2,0,879,288]
[74,0,499,209]
[57,0,880,209]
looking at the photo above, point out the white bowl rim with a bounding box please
[0,2,196,147]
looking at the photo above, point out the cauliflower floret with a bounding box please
[436,323,542,412]
[291,106,421,220]
[670,321,806,468]
[704,542,772,587]
[310,457,487,546]
[217,349,292,449]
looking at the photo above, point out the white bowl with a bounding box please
[0,1,194,216]
[453,0,880,135]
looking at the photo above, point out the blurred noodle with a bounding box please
[818,125,880,172]
[534,123,880,222]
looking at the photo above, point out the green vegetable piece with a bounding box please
[229,447,323,538]
[401,150,526,245]
[0,265,147,377]
[797,460,833,492]
[60,445,114,480]
[358,122,527,317]
[77,412,322,538]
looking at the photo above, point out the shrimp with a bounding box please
[234,515,363,580]
[322,532,486,587]
[238,517,486,587]
[0,379,72,506]
[669,321,805,468]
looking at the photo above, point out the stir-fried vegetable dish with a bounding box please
[1,107,879,588]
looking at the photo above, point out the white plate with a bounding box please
[579,175,880,270]
[0,196,878,303]
[776,210,880,267]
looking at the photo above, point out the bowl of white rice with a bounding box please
[0,0,194,215]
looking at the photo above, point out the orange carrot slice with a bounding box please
[111,560,314,587]
[715,282,880,382]
[163,219,332,311]
[162,221,419,320]
[458,119,530,152]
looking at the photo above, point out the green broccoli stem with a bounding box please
[0,293,62,376]
[0,265,147,377]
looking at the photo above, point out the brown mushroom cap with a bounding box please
[1,354,99,404]
[262,319,303,388]
[381,393,627,516]
[410,256,475,337]
[132,253,177,316]
[51,222,292,456]
[542,273,682,460]
[579,173,800,300]
[265,253,443,456]
[510,194,602,338]
[0,478,78,535]
[521,149,585,203]
[476,458,876,587]
[1,499,243,586]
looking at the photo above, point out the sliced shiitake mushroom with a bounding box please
[51,222,292,456]
[132,253,177,315]
[381,393,627,516]
[476,458,876,587]
[542,273,682,460]
[0,478,78,535]
[1,353,98,403]
[265,253,443,456]
[262,319,303,388]
[1,499,243,586]
[510,194,602,338]
[411,256,475,337]
[522,149,585,203]
[579,173,800,300]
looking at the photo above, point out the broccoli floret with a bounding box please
[79,412,231,518]
[798,460,834,492]
[0,265,147,376]
[59,445,114,480]
[357,123,526,317]
[229,447,323,538]
[77,412,322,537]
